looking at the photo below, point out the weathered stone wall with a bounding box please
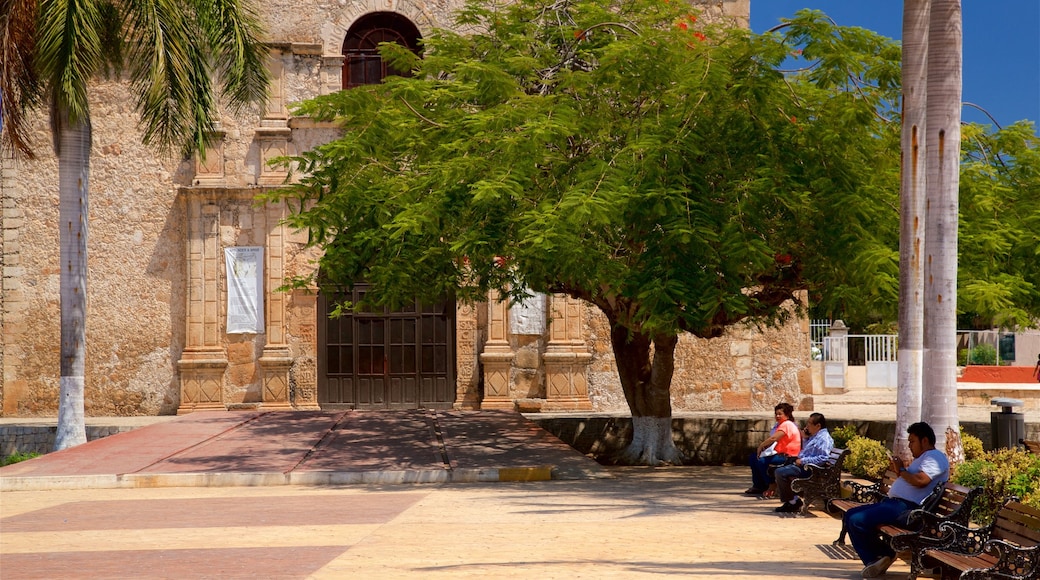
[5,85,188,417]
[584,298,812,414]
[1,0,795,419]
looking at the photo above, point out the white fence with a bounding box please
[823,334,898,389]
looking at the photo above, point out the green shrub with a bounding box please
[966,343,998,366]
[960,427,984,461]
[1,451,40,466]
[831,424,859,450]
[952,447,1040,523]
[845,436,891,481]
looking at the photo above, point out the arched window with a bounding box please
[342,12,421,89]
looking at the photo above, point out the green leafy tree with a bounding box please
[958,121,1040,329]
[268,1,902,464]
[1,0,269,450]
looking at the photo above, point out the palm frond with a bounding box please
[122,0,267,156]
[194,0,269,112]
[1,0,42,157]
[36,0,104,134]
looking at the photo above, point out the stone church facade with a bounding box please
[1,0,814,418]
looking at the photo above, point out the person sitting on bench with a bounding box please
[773,412,834,513]
[846,422,949,578]
[745,402,801,498]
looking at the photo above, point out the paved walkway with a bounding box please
[0,410,610,491]
[2,466,902,579]
[1,395,1029,578]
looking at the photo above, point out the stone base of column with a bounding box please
[542,351,593,411]
[177,352,228,415]
[259,346,293,410]
[479,350,515,410]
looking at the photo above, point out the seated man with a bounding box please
[773,412,834,513]
[846,422,950,578]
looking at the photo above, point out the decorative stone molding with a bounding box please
[259,201,293,409]
[177,351,228,414]
[454,302,481,409]
[178,193,227,412]
[321,55,346,96]
[193,126,227,187]
[259,346,293,409]
[543,294,593,411]
[479,291,515,410]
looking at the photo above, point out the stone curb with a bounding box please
[0,465,563,492]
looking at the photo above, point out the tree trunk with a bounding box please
[922,0,963,461]
[609,324,683,465]
[54,105,90,451]
[895,0,929,463]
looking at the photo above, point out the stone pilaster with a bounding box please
[454,302,481,409]
[193,127,226,187]
[178,195,227,413]
[321,54,346,95]
[256,49,291,186]
[259,201,292,409]
[479,291,515,410]
[543,294,593,411]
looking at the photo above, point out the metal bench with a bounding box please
[883,482,983,579]
[788,447,849,515]
[922,499,1040,580]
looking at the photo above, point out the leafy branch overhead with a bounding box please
[269,0,905,341]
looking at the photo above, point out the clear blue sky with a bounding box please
[750,1,1040,130]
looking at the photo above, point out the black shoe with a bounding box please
[744,487,763,496]
[775,499,803,513]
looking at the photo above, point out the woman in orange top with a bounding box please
[745,402,803,497]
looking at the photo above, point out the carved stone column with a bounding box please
[454,303,481,409]
[321,54,345,95]
[543,294,593,411]
[178,195,227,413]
[259,201,293,409]
[257,49,291,186]
[479,290,515,410]
[192,127,225,187]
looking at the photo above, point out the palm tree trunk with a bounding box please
[609,325,683,465]
[896,0,929,463]
[922,0,963,461]
[54,104,90,451]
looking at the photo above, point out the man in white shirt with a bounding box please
[846,422,950,578]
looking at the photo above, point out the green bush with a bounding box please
[961,427,984,461]
[966,343,998,365]
[831,424,859,450]
[952,447,1040,523]
[1,451,40,466]
[845,436,891,481]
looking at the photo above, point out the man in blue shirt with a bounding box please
[774,412,834,513]
[847,422,950,578]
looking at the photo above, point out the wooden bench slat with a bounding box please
[922,499,1039,579]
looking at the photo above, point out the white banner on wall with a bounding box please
[225,246,264,334]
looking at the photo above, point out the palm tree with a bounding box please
[895,0,928,463]
[922,0,963,459]
[1,0,269,450]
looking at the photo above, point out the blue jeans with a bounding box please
[748,453,787,491]
[774,463,810,502]
[846,498,914,565]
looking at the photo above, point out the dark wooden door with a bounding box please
[318,288,455,409]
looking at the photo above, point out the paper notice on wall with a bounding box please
[225,247,264,334]
[509,291,546,335]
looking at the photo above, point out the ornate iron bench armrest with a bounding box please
[842,480,885,504]
[907,486,983,536]
[936,520,996,555]
[958,540,1040,580]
